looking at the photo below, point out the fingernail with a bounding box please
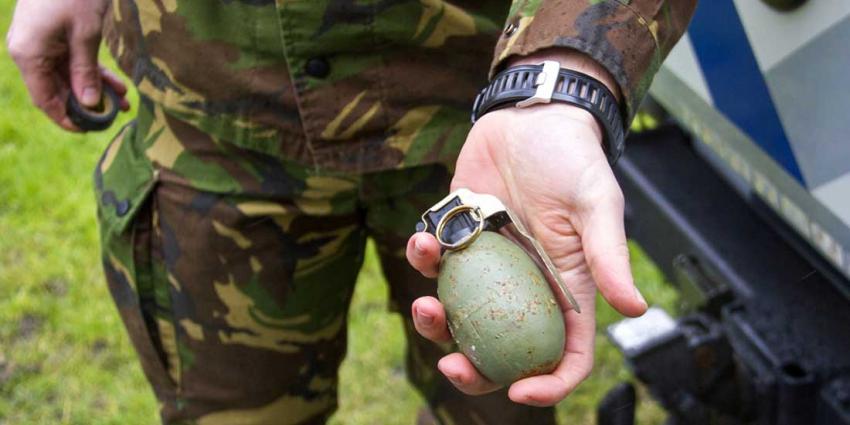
[82,87,99,106]
[446,374,462,386]
[414,239,427,256]
[417,309,434,326]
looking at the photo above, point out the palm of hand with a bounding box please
[407,105,646,406]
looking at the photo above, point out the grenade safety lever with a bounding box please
[417,188,580,312]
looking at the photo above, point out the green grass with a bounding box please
[0,3,677,423]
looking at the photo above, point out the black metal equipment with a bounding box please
[598,124,850,425]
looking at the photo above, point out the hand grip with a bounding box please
[66,85,120,132]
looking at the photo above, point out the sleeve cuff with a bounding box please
[490,0,696,122]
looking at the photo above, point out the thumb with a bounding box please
[68,25,102,108]
[578,187,647,317]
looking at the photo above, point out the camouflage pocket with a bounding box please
[94,120,158,239]
[96,123,180,399]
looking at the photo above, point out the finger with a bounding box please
[20,67,80,132]
[100,68,131,111]
[411,296,452,343]
[580,191,647,317]
[437,353,501,396]
[406,232,441,278]
[118,97,131,112]
[508,303,596,406]
[68,25,102,108]
[100,68,128,96]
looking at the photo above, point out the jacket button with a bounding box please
[115,199,131,217]
[503,20,519,37]
[304,57,331,78]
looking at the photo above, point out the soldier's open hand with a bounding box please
[7,0,130,132]
[406,102,648,407]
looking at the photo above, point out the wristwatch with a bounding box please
[471,60,626,164]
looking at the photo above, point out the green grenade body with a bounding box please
[438,231,565,385]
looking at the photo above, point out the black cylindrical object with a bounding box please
[66,84,120,132]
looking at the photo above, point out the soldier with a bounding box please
[7,0,696,424]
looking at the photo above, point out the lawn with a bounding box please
[0,3,676,424]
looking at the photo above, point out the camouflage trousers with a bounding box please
[95,99,556,425]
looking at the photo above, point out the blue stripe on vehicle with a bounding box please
[687,0,805,184]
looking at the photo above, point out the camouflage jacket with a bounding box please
[104,0,696,174]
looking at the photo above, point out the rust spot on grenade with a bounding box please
[438,231,565,385]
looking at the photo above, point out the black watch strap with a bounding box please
[471,61,626,164]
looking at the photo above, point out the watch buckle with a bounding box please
[516,60,559,108]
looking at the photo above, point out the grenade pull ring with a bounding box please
[435,205,484,251]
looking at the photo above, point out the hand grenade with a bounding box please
[417,189,580,385]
